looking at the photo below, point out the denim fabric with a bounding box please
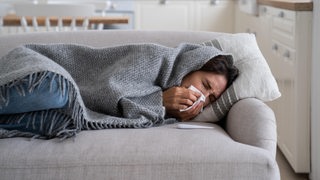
[0,73,69,114]
[0,73,69,135]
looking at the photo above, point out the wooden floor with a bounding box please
[277,148,309,180]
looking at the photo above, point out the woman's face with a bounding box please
[181,71,227,107]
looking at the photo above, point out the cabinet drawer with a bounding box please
[272,28,295,49]
[271,7,295,48]
[272,40,295,62]
[273,17,295,35]
[271,40,295,79]
[269,6,296,21]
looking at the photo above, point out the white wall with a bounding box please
[311,0,320,179]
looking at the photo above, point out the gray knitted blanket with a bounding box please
[0,43,226,139]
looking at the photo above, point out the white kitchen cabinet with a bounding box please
[234,5,268,57]
[268,6,312,173]
[236,4,312,173]
[234,5,259,35]
[134,0,194,30]
[194,0,234,32]
[134,0,234,32]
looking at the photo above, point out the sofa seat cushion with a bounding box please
[0,122,278,180]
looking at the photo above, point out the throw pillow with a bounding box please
[192,33,281,122]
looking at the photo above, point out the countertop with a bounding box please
[258,0,313,11]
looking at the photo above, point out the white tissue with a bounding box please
[179,85,205,112]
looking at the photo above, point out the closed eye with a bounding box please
[206,80,219,101]
[203,80,212,90]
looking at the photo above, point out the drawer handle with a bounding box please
[110,3,117,10]
[210,0,219,5]
[260,7,267,14]
[159,0,166,5]
[278,11,285,18]
[283,50,290,58]
[263,7,267,13]
[272,44,278,51]
[246,28,256,35]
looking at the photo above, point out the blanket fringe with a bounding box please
[0,109,78,139]
[0,71,83,139]
[0,128,36,138]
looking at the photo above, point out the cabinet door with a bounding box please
[256,6,273,68]
[134,0,194,30]
[194,0,234,32]
[272,41,310,173]
[267,7,312,173]
[234,5,257,34]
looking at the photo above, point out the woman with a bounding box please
[163,55,239,121]
[0,43,238,138]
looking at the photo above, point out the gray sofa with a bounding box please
[0,30,280,180]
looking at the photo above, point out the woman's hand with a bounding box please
[162,86,203,121]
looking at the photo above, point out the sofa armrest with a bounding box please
[226,98,277,158]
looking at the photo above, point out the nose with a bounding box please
[203,94,211,107]
[204,91,212,101]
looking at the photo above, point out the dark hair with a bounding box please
[200,55,239,88]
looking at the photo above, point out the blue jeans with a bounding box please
[0,72,69,134]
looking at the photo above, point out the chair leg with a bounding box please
[82,18,89,30]
[45,17,51,31]
[32,16,38,32]
[58,18,63,32]
[0,17,3,35]
[20,16,29,33]
[71,18,77,31]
